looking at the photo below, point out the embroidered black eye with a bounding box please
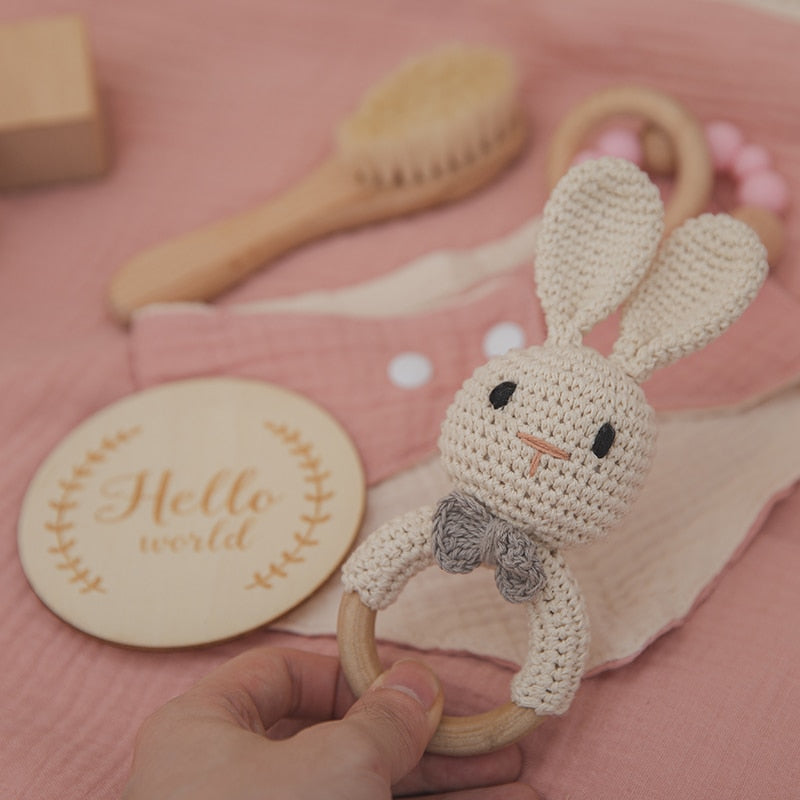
[489,381,517,409]
[592,422,616,458]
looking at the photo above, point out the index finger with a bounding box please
[183,646,352,733]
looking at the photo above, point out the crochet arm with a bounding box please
[340,505,435,610]
[511,547,590,716]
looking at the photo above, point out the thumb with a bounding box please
[340,659,444,784]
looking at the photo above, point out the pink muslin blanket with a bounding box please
[2,1,800,799]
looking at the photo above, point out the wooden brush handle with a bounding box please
[108,158,367,323]
[108,119,526,324]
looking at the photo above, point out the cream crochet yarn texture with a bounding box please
[341,157,768,715]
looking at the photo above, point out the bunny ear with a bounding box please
[536,157,664,346]
[611,214,768,383]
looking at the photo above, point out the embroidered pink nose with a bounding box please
[517,432,570,476]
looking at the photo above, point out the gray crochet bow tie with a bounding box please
[432,491,545,604]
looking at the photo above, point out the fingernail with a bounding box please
[374,659,441,711]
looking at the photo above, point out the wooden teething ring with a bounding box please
[546,85,714,234]
[337,591,543,756]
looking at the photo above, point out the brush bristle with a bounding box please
[337,44,519,186]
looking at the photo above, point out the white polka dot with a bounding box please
[388,352,433,389]
[483,322,525,358]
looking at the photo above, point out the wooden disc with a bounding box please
[18,378,365,648]
[546,85,714,234]
[337,591,544,756]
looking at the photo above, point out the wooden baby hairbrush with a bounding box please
[108,44,526,324]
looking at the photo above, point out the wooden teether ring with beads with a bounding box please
[337,591,543,756]
[546,85,714,235]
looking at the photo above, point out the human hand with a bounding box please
[122,646,538,800]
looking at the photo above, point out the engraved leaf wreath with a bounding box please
[245,422,334,590]
[45,427,142,594]
[45,421,333,596]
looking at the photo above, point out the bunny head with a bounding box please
[439,157,768,550]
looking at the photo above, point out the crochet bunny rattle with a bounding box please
[337,157,768,756]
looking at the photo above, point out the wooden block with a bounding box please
[0,14,109,189]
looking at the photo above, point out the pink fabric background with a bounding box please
[2,1,800,798]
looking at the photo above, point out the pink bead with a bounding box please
[732,143,772,179]
[737,169,790,214]
[572,149,602,166]
[595,128,643,165]
[705,121,744,171]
